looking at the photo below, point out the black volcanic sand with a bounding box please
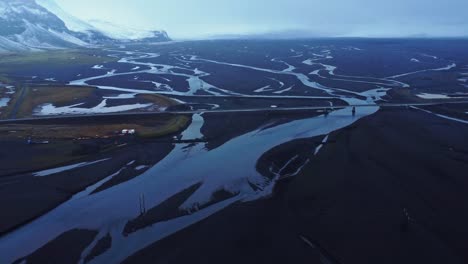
[13,229,98,264]
[123,107,468,264]
[198,64,328,97]
[84,233,112,263]
[201,110,324,150]
[0,138,175,235]
[395,70,463,94]
[419,103,468,121]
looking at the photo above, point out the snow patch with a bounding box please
[87,19,165,40]
[135,165,149,171]
[254,85,273,93]
[416,93,453,99]
[0,98,10,107]
[36,0,96,33]
[34,158,110,177]
[35,99,152,115]
[389,63,456,79]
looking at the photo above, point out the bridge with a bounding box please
[0,100,467,124]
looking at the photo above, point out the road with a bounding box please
[0,100,467,124]
[8,85,27,120]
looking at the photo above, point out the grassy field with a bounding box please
[0,83,22,119]
[0,48,190,147]
[137,94,180,108]
[0,114,190,140]
[0,76,16,114]
[138,115,190,138]
[0,49,114,72]
[1,85,184,119]
[1,85,96,119]
[0,75,12,83]
[0,48,117,118]
[1,86,184,119]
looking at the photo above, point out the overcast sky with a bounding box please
[55,0,468,39]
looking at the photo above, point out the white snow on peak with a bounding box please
[1,1,49,17]
[0,0,91,51]
[47,28,89,46]
[36,0,167,41]
[0,0,170,47]
[87,19,163,40]
[0,2,7,16]
[35,0,96,33]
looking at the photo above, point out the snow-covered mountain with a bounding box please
[0,0,90,51]
[87,19,170,42]
[0,0,170,52]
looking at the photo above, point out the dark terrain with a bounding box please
[1,38,468,264]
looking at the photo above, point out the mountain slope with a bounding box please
[0,0,90,51]
[37,0,171,42]
[0,0,171,52]
[35,0,95,33]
